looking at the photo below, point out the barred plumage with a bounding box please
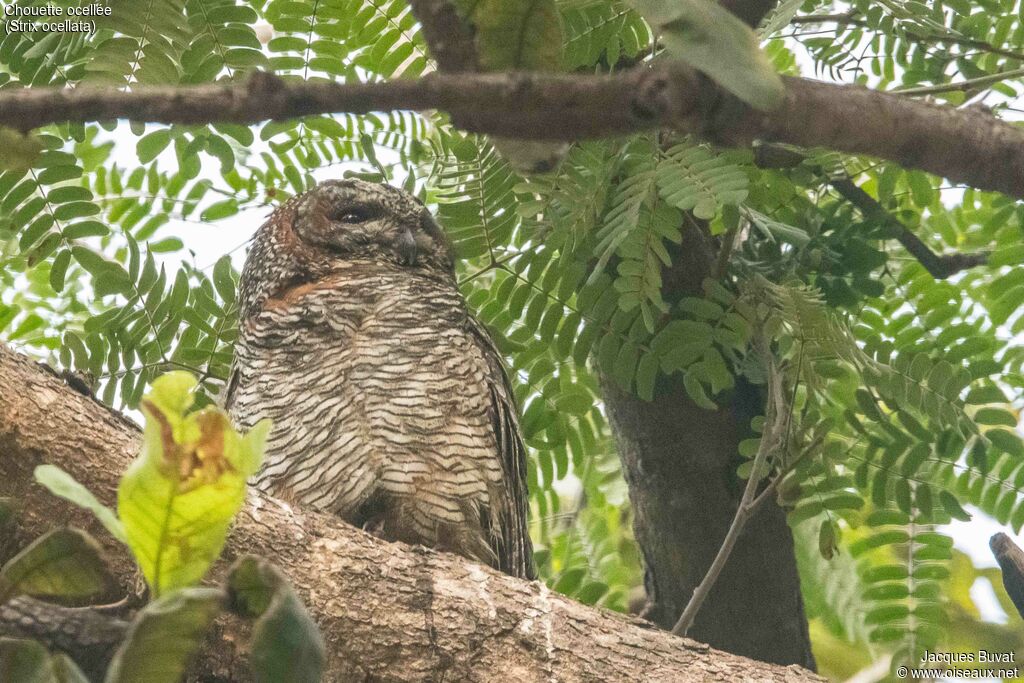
[224,179,534,578]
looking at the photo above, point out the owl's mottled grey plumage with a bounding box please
[224,179,533,579]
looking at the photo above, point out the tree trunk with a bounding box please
[600,223,816,669]
[0,344,822,682]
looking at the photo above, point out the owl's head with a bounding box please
[292,179,454,272]
[239,179,455,316]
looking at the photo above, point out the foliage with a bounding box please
[37,372,270,596]
[0,528,113,605]
[2,0,1024,677]
[630,0,785,109]
[5,372,320,682]
[0,639,89,683]
[227,557,326,683]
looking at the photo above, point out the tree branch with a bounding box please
[991,533,1024,621]
[0,344,824,682]
[3,66,1023,199]
[895,68,1024,96]
[791,13,1024,63]
[829,178,989,278]
[0,597,128,680]
[754,143,990,279]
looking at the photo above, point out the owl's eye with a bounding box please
[332,209,367,224]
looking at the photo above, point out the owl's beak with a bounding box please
[396,228,418,266]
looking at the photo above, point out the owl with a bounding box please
[224,179,534,579]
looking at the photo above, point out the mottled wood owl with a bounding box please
[224,179,534,579]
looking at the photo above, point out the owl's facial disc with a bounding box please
[291,179,451,272]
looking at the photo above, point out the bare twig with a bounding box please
[895,67,1024,96]
[715,223,740,279]
[754,143,990,279]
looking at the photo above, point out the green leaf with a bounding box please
[818,519,838,560]
[49,250,72,293]
[118,372,270,596]
[974,407,1017,427]
[629,0,785,110]
[212,255,236,305]
[939,491,971,521]
[989,244,1024,267]
[0,638,90,683]
[683,372,715,409]
[0,127,43,172]
[71,246,131,294]
[457,0,563,71]
[226,557,325,683]
[34,465,127,544]
[635,353,660,402]
[104,587,224,683]
[0,528,114,605]
[201,198,239,221]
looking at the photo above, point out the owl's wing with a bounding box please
[466,317,536,580]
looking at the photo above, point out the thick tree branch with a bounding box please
[991,533,1024,621]
[754,143,990,279]
[0,597,127,680]
[2,67,1024,199]
[0,344,823,682]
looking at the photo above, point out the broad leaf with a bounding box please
[33,465,127,544]
[104,587,224,683]
[0,528,114,605]
[0,639,90,683]
[118,372,270,596]
[227,556,325,683]
[0,127,42,173]
[455,0,563,71]
[629,0,785,110]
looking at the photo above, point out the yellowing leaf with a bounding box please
[119,372,270,596]
[0,127,42,173]
[629,0,785,111]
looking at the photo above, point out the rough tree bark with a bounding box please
[0,344,824,681]
[599,222,815,669]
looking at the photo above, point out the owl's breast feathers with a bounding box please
[226,261,534,579]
